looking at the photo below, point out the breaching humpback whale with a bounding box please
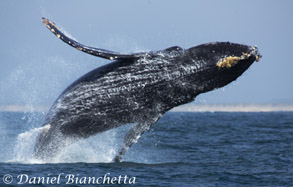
[34,18,261,162]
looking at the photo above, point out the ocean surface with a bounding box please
[0,111,292,186]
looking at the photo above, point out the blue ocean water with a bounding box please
[0,111,292,186]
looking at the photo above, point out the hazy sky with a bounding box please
[0,0,293,107]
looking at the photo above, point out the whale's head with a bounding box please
[186,42,261,94]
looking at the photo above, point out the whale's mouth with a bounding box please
[216,46,262,69]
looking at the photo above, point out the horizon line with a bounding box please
[171,104,293,112]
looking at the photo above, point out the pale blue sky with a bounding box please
[0,0,292,106]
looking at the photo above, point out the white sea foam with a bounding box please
[11,125,49,164]
[9,124,127,164]
[50,129,120,163]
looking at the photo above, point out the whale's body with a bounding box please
[34,18,261,162]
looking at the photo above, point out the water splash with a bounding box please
[9,124,128,164]
[50,129,120,163]
[0,111,149,164]
[12,125,49,164]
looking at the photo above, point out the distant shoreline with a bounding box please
[0,105,49,113]
[171,104,293,112]
[1,104,293,113]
